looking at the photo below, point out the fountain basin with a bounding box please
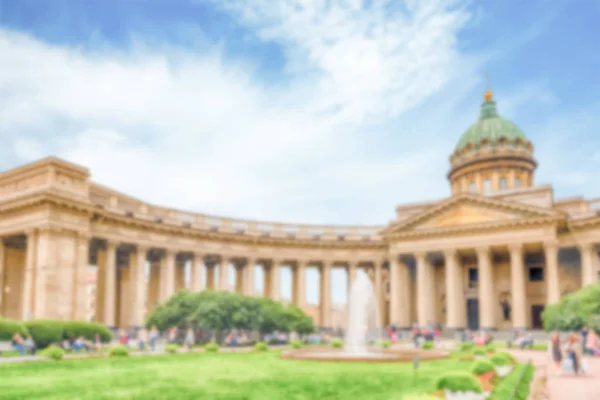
[282,346,449,363]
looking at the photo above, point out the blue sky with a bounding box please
[1,0,599,305]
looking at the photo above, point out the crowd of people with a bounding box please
[550,326,600,375]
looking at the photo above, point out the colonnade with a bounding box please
[93,239,388,330]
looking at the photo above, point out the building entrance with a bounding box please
[467,299,480,331]
[531,305,545,329]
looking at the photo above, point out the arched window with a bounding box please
[469,181,476,192]
[514,177,521,189]
[483,178,492,194]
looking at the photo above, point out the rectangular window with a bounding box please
[499,177,507,191]
[528,267,544,282]
[469,182,476,192]
[514,177,521,188]
[468,268,479,282]
[483,179,492,193]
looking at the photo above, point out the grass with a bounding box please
[0,351,474,400]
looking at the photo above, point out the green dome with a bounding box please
[455,99,528,151]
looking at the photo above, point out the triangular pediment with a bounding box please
[383,193,563,235]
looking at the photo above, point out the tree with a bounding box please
[284,305,315,335]
[146,290,200,331]
[543,283,600,331]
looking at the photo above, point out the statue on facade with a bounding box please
[500,299,511,321]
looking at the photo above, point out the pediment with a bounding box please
[384,193,563,235]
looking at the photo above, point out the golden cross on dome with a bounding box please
[484,69,493,102]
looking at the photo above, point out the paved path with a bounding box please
[510,349,600,400]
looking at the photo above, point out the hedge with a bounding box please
[0,318,112,349]
[0,318,29,341]
[436,372,483,393]
[489,363,534,400]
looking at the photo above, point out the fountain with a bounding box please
[283,270,448,362]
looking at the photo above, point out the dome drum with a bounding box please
[448,90,537,195]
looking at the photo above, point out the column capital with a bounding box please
[297,260,311,268]
[578,242,595,252]
[508,243,523,253]
[136,244,149,253]
[543,240,560,251]
[105,238,120,248]
[414,251,428,260]
[442,248,458,258]
[475,246,490,256]
[194,252,205,261]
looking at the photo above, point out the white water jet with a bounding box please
[344,270,381,354]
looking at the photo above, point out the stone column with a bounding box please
[218,258,229,291]
[132,246,148,328]
[397,259,412,328]
[72,233,89,321]
[206,263,215,289]
[243,259,255,296]
[190,253,204,292]
[509,244,527,329]
[580,243,596,288]
[389,256,401,327]
[294,261,307,309]
[544,241,560,304]
[347,262,357,294]
[161,250,176,301]
[21,230,37,320]
[269,260,281,301]
[415,252,435,327]
[444,249,465,330]
[104,240,118,328]
[476,247,495,329]
[320,262,332,328]
[235,265,244,293]
[374,261,384,326]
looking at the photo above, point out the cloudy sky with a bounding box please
[1,0,599,305]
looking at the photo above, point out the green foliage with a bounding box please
[290,340,304,349]
[25,320,63,349]
[470,360,495,375]
[204,342,219,353]
[542,283,600,331]
[41,345,65,361]
[490,353,510,366]
[489,364,534,400]
[495,351,515,364]
[61,321,112,343]
[255,342,269,352]
[165,344,179,354]
[379,339,392,349]
[147,290,314,335]
[330,339,344,348]
[109,345,129,357]
[0,318,29,341]
[422,341,434,350]
[401,396,439,400]
[436,372,484,393]
[486,344,496,353]
[459,342,474,352]
[472,348,486,356]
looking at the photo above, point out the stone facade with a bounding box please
[0,94,599,331]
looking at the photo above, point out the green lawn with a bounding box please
[0,351,473,400]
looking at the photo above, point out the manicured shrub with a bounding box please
[422,341,434,350]
[62,321,112,343]
[41,345,65,361]
[380,339,392,349]
[204,342,219,353]
[290,340,304,349]
[25,320,63,349]
[255,341,269,352]
[436,372,483,393]
[330,339,344,348]
[470,360,496,375]
[489,364,534,400]
[109,345,129,357]
[165,344,179,354]
[490,353,511,366]
[486,344,497,353]
[459,342,474,352]
[402,396,439,400]
[472,348,487,356]
[496,351,515,364]
[0,318,29,341]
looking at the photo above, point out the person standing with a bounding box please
[184,328,195,351]
[550,332,562,374]
[581,325,589,354]
[149,326,159,352]
[564,334,583,375]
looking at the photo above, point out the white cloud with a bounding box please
[0,1,477,225]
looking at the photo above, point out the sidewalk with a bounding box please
[510,349,600,400]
